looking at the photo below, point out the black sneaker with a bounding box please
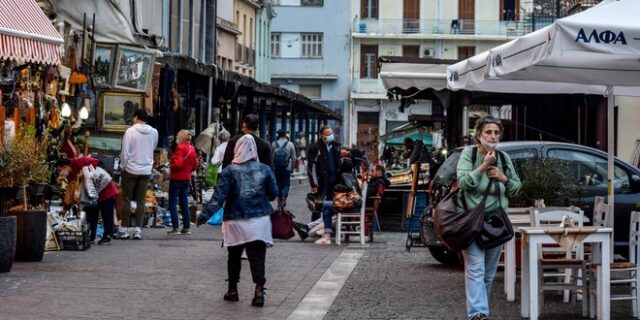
[470,313,489,320]
[292,221,309,241]
[98,236,111,245]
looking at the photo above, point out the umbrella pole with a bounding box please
[607,85,615,258]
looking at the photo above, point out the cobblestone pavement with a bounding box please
[0,177,636,319]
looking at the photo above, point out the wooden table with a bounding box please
[519,227,612,320]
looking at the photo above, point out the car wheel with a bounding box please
[427,245,461,265]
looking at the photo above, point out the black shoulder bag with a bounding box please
[432,183,492,252]
[477,180,515,249]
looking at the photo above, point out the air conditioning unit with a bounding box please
[422,47,434,58]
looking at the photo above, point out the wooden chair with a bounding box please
[532,207,588,315]
[589,209,640,319]
[336,182,368,245]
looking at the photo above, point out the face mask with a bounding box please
[480,137,497,151]
[325,134,335,143]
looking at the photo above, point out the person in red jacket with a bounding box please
[167,130,199,235]
[57,156,119,244]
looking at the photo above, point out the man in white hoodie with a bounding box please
[118,109,158,240]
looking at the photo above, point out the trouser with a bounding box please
[461,241,502,319]
[168,179,190,229]
[84,197,115,241]
[227,240,267,286]
[321,200,335,234]
[274,168,292,199]
[120,171,149,228]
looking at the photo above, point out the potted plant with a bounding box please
[0,125,51,262]
[511,157,583,207]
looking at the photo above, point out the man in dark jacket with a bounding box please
[307,125,341,201]
[222,114,272,168]
[367,164,390,203]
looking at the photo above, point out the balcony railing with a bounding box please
[352,78,386,94]
[355,15,556,37]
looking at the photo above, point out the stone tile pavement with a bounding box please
[0,177,636,319]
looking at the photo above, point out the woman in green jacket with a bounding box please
[456,115,521,320]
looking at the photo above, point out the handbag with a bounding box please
[271,210,295,240]
[432,182,492,252]
[205,164,218,187]
[206,208,223,225]
[477,180,515,249]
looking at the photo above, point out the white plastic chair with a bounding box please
[336,183,368,245]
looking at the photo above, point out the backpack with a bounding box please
[273,141,291,169]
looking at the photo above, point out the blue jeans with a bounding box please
[274,168,291,199]
[169,180,190,229]
[461,241,502,319]
[321,200,359,234]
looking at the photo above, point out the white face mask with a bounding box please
[480,137,497,151]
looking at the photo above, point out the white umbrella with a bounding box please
[447,0,640,231]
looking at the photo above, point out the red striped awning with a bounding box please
[0,0,63,65]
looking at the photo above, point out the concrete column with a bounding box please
[258,100,266,139]
[270,103,277,143]
[281,105,287,133]
[290,106,296,144]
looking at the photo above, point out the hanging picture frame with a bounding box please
[99,91,145,132]
[93,44,116,87]
[57,65,71,96]
[112,46,155,92]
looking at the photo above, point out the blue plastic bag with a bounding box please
[207,208,223,225]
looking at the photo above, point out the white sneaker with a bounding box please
[315,235,332,245]
[133,227,142,240]
[116,227,130,239]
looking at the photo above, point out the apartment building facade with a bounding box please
[350,0,535,159]
[269,0,351,141]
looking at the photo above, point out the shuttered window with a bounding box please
[360,45,378,79]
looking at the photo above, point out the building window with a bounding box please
[299,85,321,98]
[271,33,281,57]
[458,46,476,60]
[360,45,378,78]
[500,0,519,21]
[301,0,323,6]
[361,0,378,19]
[301,33,323,58]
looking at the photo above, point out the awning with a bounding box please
[384,130,432,145]
[0,0,63,64]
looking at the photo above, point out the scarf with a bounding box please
[232,134,259,164]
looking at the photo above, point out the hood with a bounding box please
[134,123,155,134]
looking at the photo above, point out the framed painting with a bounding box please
[99,92,144,131]
[93,44,116,87]
[113,46,155,92]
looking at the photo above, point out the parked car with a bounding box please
[422,141,640,265]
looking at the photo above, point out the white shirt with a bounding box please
[211,142,228,171]
[221,215,273,247]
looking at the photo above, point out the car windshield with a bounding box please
[433,151,460,186]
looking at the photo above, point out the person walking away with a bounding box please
[222,114,271,168]
[118,109,159,240]
[57,157,119,244]
[196,134,278,307]
[271,129,296,209]
[456,115,521,320]
[167,130,199,235]
[306,125,341,202]
[211,128,230,172]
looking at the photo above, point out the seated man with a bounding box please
[293,164,389,245]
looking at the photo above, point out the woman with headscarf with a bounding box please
[196,134,278,307]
